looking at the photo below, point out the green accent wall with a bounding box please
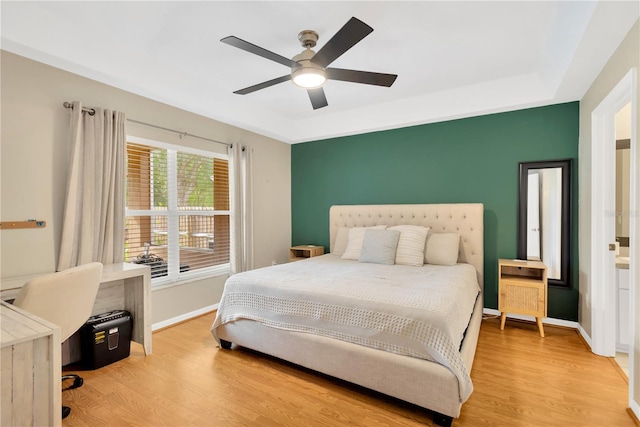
[291,102,579,321]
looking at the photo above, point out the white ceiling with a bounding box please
[1,1,638,144]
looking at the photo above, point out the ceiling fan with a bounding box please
[221,17,398,110]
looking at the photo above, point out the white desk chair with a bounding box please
[13,262,103,419]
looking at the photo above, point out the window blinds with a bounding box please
[125,142,230,280]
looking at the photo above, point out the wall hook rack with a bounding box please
[0,220,47,230]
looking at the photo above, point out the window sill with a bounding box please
[150,264,230,291]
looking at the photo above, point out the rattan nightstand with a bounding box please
[498,259,547,337]
[289,245,324,262]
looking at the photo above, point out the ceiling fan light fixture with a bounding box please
[223,17,396,109]
[292,67,326,89]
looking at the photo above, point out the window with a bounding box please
[125,138,230,285]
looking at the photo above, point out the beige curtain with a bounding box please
[58,101,126,270]
[228,143,254,273]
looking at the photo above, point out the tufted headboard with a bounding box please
[329,204,484,289]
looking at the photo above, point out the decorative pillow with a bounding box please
[332,227,350,256]
[341,225,387,260]
[425,233,460,266]
[359,229,401,265]
[388,225,430,266]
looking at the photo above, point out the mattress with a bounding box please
[211,254,480,402]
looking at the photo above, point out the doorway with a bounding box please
[614,102,632,376]
[590,68,637,415]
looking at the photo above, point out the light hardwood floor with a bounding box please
[61,313,635,427]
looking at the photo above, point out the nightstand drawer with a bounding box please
[499,279,546,317]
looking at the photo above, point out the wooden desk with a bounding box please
[1,301,61,427]
[1,262,152,356]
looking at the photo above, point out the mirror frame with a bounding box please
[517,159,571,288]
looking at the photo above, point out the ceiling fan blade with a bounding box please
[327,68,397,87]
[234,75,291,95]
[311,17,373,68]
[221,36,298,68]
[307,88,328,110]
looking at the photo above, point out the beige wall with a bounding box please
[579,19,639,410]
[0,50,292,324]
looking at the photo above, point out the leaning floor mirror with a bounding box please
[517,159,571,287]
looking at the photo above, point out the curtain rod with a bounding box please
[63,102,232,147]
[62,101,95,116]
[127,118,231,147]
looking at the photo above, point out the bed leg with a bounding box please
[219,339,232,349]
[433,412,453,427]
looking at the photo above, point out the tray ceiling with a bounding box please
[1,1,638,143]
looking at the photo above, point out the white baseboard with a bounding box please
[157,306,593,346]
[630,399,640,423]
[152,304,218,331]
[160,307,586,337]
[482,308,580,329]
[577,323,593,350]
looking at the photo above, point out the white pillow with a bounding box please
[425,233,460,266]
[332,227,350,256]
[341,225,387,260]
[359,229,401,265]
[388,225,430,266]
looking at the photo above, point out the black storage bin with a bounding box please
[80,310,132,370]
[131,255,190,278]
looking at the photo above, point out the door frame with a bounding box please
[590,68,637,415]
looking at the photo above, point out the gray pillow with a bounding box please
[341,225,387,260]
[359,229,401,265]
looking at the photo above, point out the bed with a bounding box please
[211,204,484,426]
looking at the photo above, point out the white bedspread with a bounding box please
[211,254,480,402]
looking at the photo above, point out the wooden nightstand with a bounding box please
[289,245,324,262]
[498,259,548,337]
